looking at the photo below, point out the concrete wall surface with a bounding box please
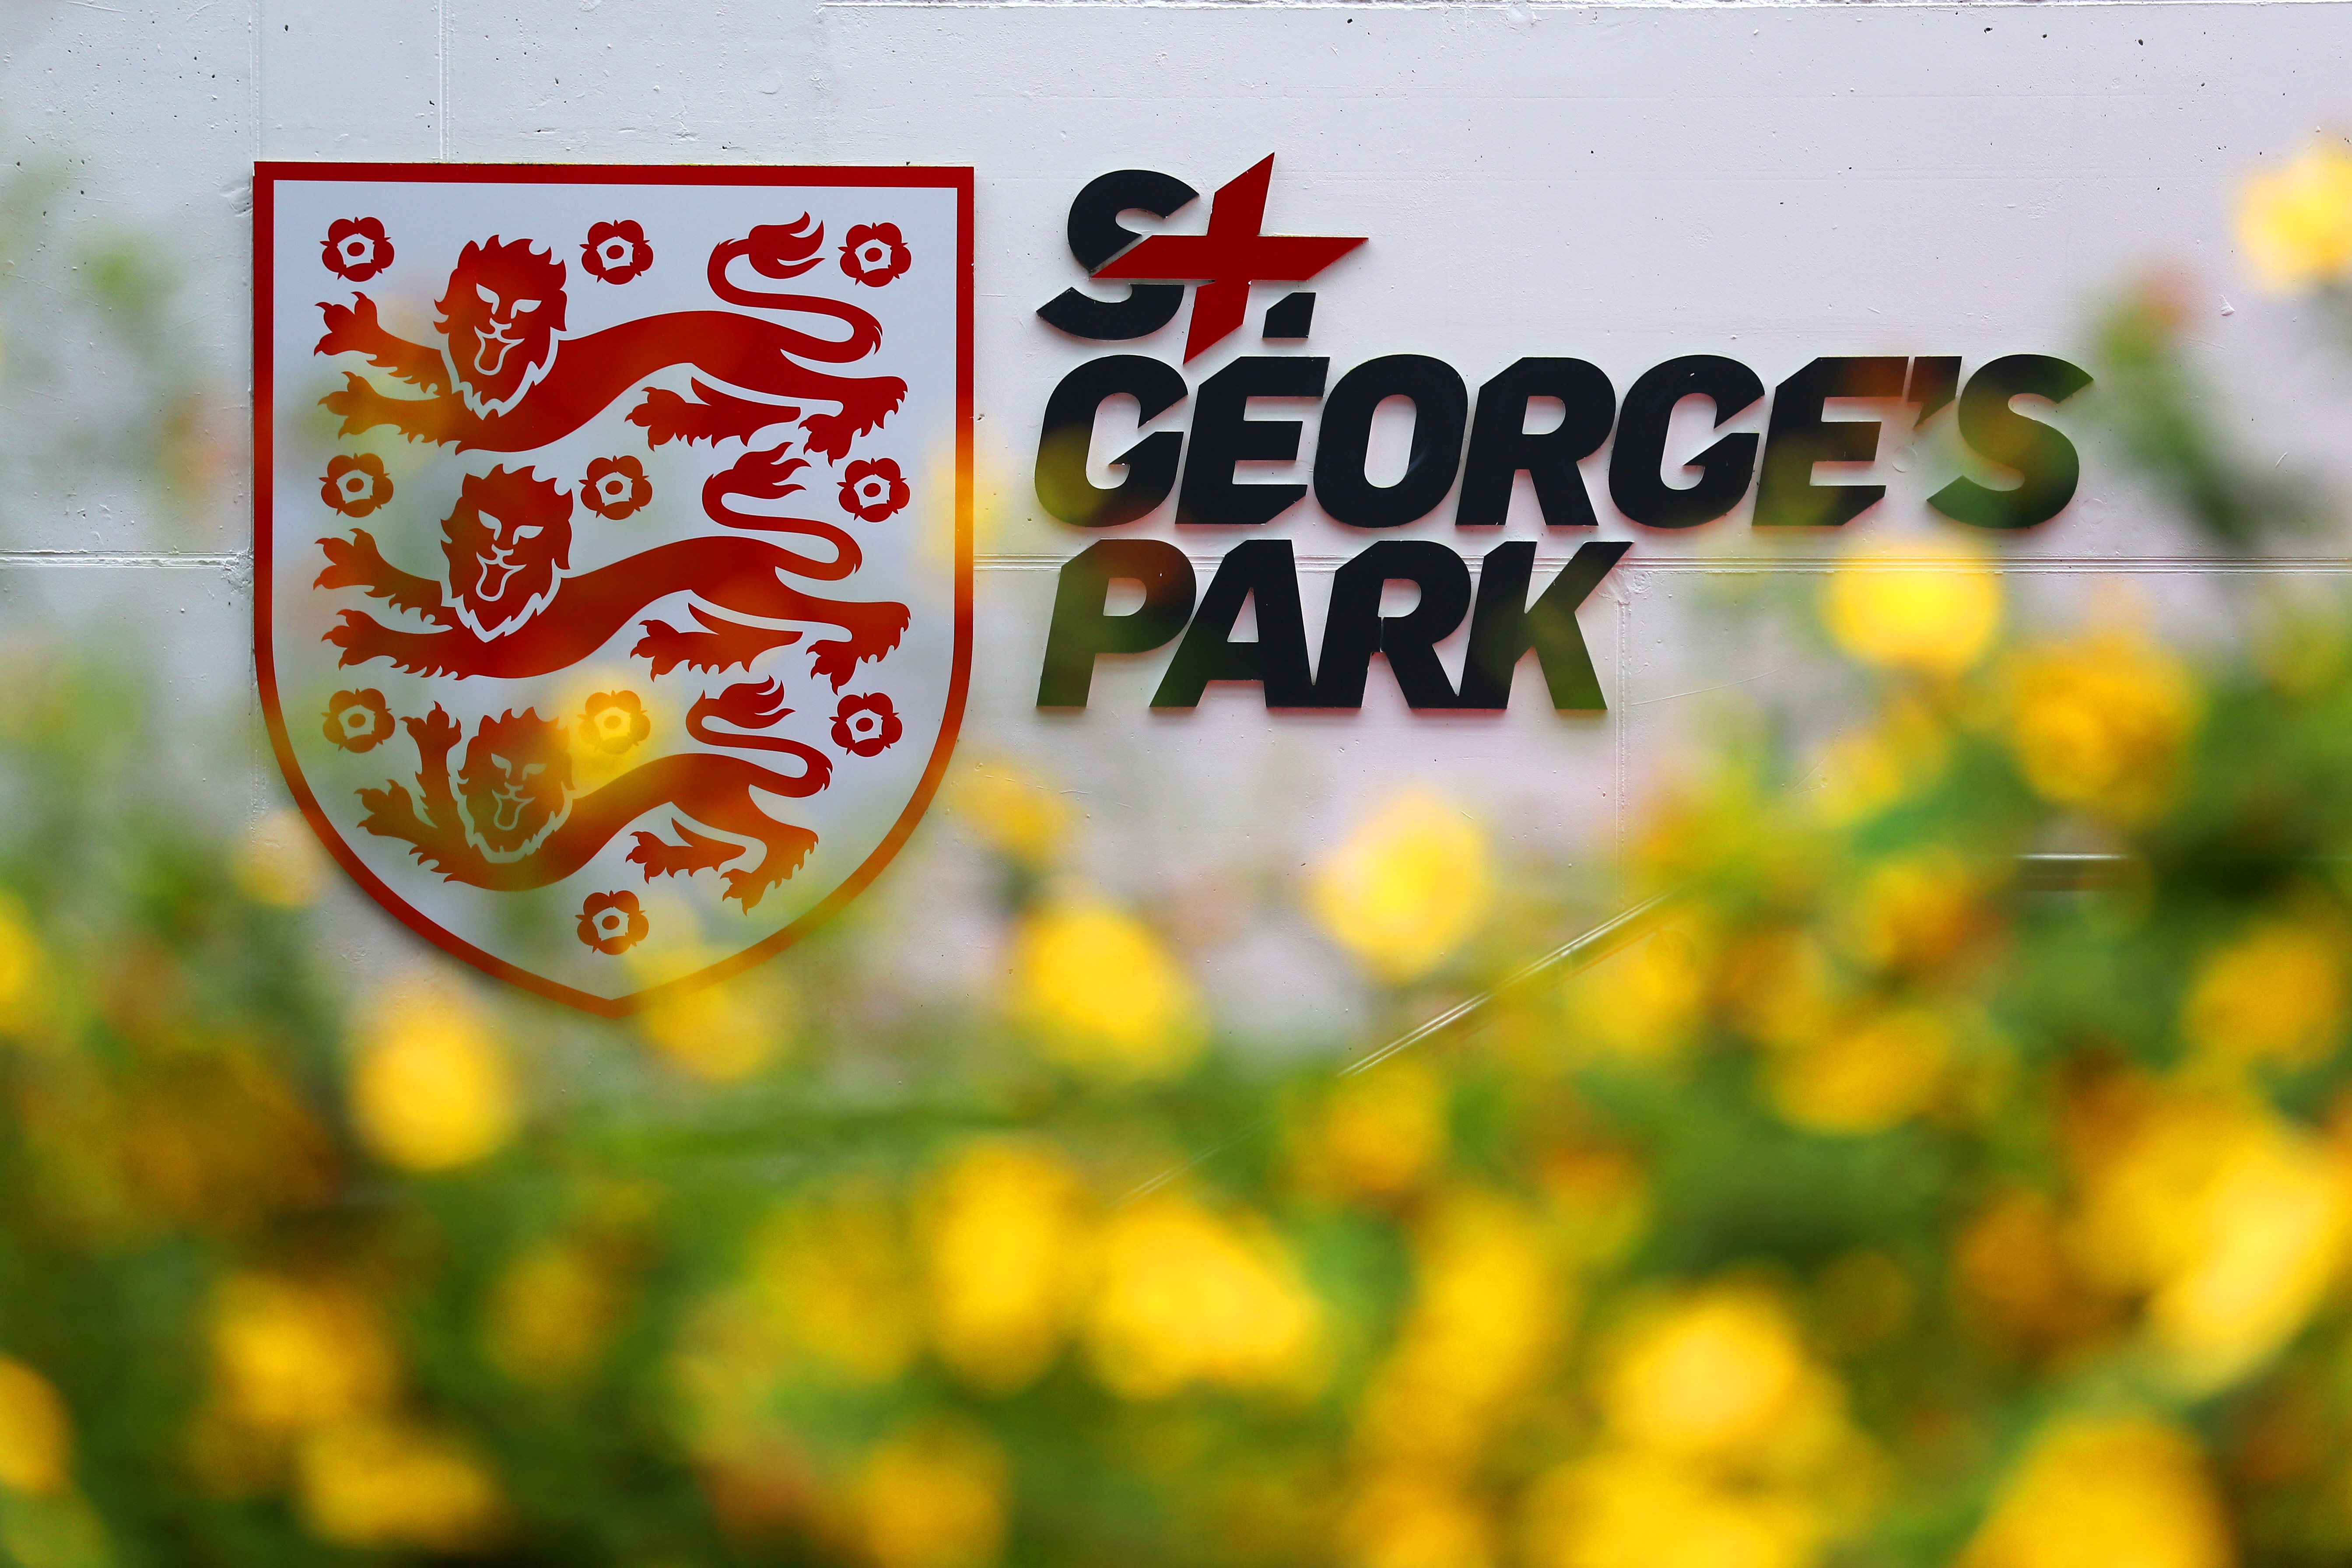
[0,0,2345,1026]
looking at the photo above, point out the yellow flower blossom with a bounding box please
[2070,1090,2346,1390]
[1598,1287,1830,1463]
[1539,1148,1653,1269]
[852,1424,1010,1568]
[349,977,517,1172]
[1356,1189,1562,1467]
[1840,851,1987,975]
[750,1185,920,1383]
[1962,1414,2232,1568]
[1522,1451,1821,1568]
[2238,139,2352,292]
[2005,631,2195,824]
[1345,1470,1494,1568]
[1083,1194,1322,1400]
[1765,1005,1952,1136]
[0,1356,72,1495]
[638,974,792,1083]
[0,894,44,1019]
[1011,899,1205,1080]
[1823,546,2001,677]
[1720,930,1846,1054]
[209,1273,398,1433]
[1805,698,1953,826]
[1567,930,1708,1063]
[233,807,329,908]
[2180,921,2346,1069]
[1311,789,1493,984]
[1293,1059,1449,1199]
[483,1240,623,1387]
[295,1418,505,1552]
[951,758,1072,870]
[921,1141,1094,1393]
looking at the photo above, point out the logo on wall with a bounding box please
[1031,157,2092,712]
[255,165,972,1014]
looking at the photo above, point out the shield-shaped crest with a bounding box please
[254,164,971,1015]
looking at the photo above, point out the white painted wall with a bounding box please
[2,0,2346,1026]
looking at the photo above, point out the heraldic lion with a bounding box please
[318,460,907,689]
[314,220,904,461]
[359,685,831,911]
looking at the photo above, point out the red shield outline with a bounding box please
[253,162,972,1017]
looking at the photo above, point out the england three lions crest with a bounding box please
[255,165,971,1014]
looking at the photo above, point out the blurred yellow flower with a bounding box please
[0,1356,72,1495]
[2238,139,2352,292]
[483,1240,622,1387]
[1522,1450,1820,1568]
[1823,547,2001,677]
[638,975,791,1083]
[1356,1190,1563,1466]
[1083,1194,1322,1400]
[1311,789,1493,984]
[209,1273,398,1434]
[1806,699,1955,827]
[1011,899,1205,1080]
[1721,930,1846,1055]
[1598,1286,1827,1463]
[951,758,1072,870]
[233,807,329,908]
[852,1424,1010,1568]
[921,1141,1094,1393]
[1765,1005,1952,1136]
[295,1418,505,1552]
[349,979,517,1172]
[1841,851,1987,976]
[1568,930,1707,1062]
[751,1185,920,1384]
[0,894,43,1018]
[1539,1147,1653,1270]
[1345,1470,1494,1568]
[2071,1090,2346,1390]
[2180,920,2346,1069]
[1294,1059,1449,1198]
[2005,631,2195,824]
[1962,1414,2232,1568]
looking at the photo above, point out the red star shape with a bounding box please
[1090,155,1365,362]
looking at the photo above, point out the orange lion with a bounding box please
[314,220,906,461]
[357,683,831,911]
[318,456,907,688]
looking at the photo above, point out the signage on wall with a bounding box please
[1030,157,2093,712]
[253,164,972,1015]
[252,154,2088,1010]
